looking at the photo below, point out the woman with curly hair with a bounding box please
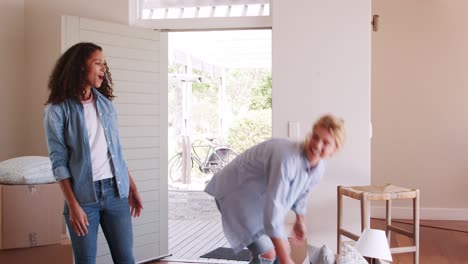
[44,42,143,264]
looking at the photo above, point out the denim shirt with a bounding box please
[44,88,129,204]
[205,138,325,253]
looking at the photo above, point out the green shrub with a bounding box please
[227,109,272,153]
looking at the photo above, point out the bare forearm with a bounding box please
[128,170,138,191]
[58,179,79,208]
[58,178,89,236]
[293,213,307,240]
[271,237,292,263]
[296,213,305,223]
[127,170,143,217]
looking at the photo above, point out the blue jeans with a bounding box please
[248,234,278,264]
[64,178,134,264]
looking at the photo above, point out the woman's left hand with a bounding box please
[129,187,143,217]
[292,217,306,241]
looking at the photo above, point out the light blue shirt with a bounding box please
[44,88,129,204]
[205,138,325,252]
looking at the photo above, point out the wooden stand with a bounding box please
[337,185,420,264]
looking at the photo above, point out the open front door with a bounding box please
[62,16,168,263]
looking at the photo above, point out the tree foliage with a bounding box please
[226,70,272,152]
[225,69,271,114]
[249,74,272,110]
[169,64,272,160]
[227,109,272,153]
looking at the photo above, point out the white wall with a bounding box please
[272,0,371,250]
[0,0,26,160]
[23,0,129,156]
[372,0,468,220]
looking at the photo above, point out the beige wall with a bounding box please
[0,0,26,160]
[372,1,468,213]
[23,0,129,156]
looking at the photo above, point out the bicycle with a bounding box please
[168,138,237,183]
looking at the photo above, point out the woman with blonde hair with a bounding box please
[205,114,345,264]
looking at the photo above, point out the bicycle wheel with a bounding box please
[208,148,237,174]
[168,153,195,183]
[168,153,183,183]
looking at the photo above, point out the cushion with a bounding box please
[308,244,336,264]
[337,243,368,264]
[0,156,56,185]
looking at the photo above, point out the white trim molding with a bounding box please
[134,16,271,31]
[129,0,139,25]
[372,206,468,221]
[142,0,269,8]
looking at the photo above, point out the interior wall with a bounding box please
[23,0,129,156]
[0,0,26,160]
[372,0,468,217]
[272,0,371,250]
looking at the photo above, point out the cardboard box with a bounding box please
[0,234,72,264]
[0,183,63,249]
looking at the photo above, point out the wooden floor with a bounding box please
[164,219,246,263]
[151,219,468,264]
[371,218,468,264]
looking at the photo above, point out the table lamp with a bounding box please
[355,228,393,263]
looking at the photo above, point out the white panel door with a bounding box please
[62,16,168,264]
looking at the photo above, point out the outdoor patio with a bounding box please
[166,189,247,263]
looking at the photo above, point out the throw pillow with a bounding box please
[320,245,336,264]
[307,244,335,264]
[0,156,56,185]
[307,244,321,263]
[337,243,368,264]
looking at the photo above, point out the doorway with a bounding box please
[167,29,271,261]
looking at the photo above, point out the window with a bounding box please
[140,0,270,19]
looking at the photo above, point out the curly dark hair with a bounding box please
[46,42,114,104]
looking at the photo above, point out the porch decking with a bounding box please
[168,219,241,262]
[166,190,247,263]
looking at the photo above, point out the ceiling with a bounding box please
[168,29,271,69]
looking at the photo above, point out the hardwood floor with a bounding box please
[371,218,468,264]
[152,219,468,264]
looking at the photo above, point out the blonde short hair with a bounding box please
[301,114,346,151]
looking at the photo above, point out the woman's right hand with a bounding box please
[57,179,89,236]
[68,204,89,236]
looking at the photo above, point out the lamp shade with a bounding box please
[355,229,393,262]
